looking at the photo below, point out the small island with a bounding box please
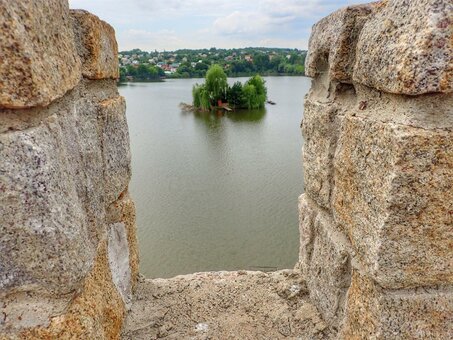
[191,64,267,111]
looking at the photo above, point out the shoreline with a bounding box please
[118,74,308,84]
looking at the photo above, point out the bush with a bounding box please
[245,75,266,109]
[226,82,245,108]
[192,84,210,111]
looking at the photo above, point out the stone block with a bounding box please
[333,111,453,289]
[341,271,453,339]
[305,4,373,82]
[108,222,132,309]
[298,195,352,328]
[0,81,129,332]
[0,122,95,296]
[0,0,81,108]
[0,292,72,332]
[353,0,453,95]
[71,10,119,79]
[99,96,131,204]
[107,191,139,290]
[16,239,126,339]
[302,98,342,209]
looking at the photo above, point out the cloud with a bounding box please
[213,11,277,36]
[69,0,366,51]
[119,29,186,51]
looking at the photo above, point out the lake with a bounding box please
[119,76,311,278]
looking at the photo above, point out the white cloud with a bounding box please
[119,29,187,51]
[69,0,366,51]
[213,11,273,36]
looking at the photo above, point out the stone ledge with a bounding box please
[122,270,334,339]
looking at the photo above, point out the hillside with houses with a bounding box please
[119,47,307,81]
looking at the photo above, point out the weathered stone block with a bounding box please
[305,4,373,82]
[16,239,126,339]
[298,195,352,328]
[0,123,94,295]
[0,81,128,332]
[59,93,106,244]
[107,191,139,290]
[71,10,119,80]
[99,96,131,204]
[341,271,453,339]
[108,222,132,309]
[0,0,81,108]
[302,98,342,209]
[333,110,453,289]
[353,0,453,95]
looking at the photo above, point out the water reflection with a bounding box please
[188,108,266,128]
[226,108,266,122]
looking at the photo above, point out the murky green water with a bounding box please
[119,76,311,278]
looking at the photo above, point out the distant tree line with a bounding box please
[119,47,307,81]
[119,64,165,82]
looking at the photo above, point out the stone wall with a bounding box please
[0,1,138,338]
[299,0,452,338]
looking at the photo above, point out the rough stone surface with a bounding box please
[0,0,81,108]
[99,96,131,204]
[14,239,125,340]
[301,70,357,209]
[302,98,340,208]
[0,4,136,339]
[341,271,453,339]
[298,195,352,329]
[333,94,453,289]
[302,0,453,334]
[71,10,119,80]
[122,270,334,340]
[0,114,95,295]
[354,0,453,95]
[107,191,140,290]
[305,4,374,82]
[0,292,72,332]
[108,222,132,308]
[0,79,133,334]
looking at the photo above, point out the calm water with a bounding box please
[119,76,311,278]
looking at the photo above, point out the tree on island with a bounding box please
[192,64,267,111]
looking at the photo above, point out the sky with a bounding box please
[68,0,365,52]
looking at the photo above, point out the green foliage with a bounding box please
[119,67,127,82]
[192,64,267,111]
[205,65,228,102]
[245,75,266,109]
[192,84,210,111]
[227,82,245,108]
[120,64,162,81]
[242,84,257,110]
